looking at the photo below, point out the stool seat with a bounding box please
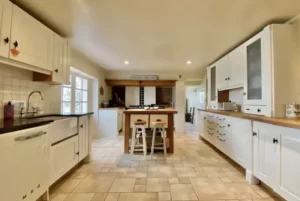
[152,121,166,126]
[134,120,147,125]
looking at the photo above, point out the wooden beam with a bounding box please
[105,79,176,87]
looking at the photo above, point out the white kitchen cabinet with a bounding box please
[228,44,246,88]
[117,109,124,132]
[207,64,217,109]
[52,33,68,84]
[125,86,140,106]
[216,55,229,90]
[275,127,300,201]
[144,86,156,105]
[0,0,13,58]
[0,126,50,201]
[50,135,79,185]
[78,116,89,162]
[10,5,54,71]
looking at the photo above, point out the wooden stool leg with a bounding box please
[130,125,136,158]
[151,126,156,159]
[142,126,147,159]
[162,125,167,158]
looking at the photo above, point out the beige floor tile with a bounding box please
[64,193,95,201]
[256,189,275,198]
[178,177,191,184]
[146,184,170,192]
[175,167,197,177]
[168,177,179,184]
[50,194,69,201]
[196,171,207,177]
[158,192,171,200]
[193,167,204,172]
[118,193,158,201]
[134,185,146,192]
[190,177,235,200]
[170,184,198,200]
[109,178,136,192]
[147,178,169,184]
[220,176,233,183]
[252,198,279,201]
[226,183,262,199]
[135,178,147,185]
[55,179,83,193]
[104,193,120,201]
[225,171,247,183]
[90,193,108,201]
[100,168,111,172]
[203,167,228,177]
[73,178,115,193]
[148,166,177,178]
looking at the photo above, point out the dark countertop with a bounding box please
[0,112,94,134]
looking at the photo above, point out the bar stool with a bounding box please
[130,120,147,159]
[150,121,167,159]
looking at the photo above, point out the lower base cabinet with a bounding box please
[253,122,300,201]
[50,136,79,185]
[78,116,89,162]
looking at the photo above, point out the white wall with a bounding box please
[185,85,206,110]
[175,81,185,133]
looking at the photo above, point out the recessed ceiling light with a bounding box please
[124,60,129,65]
[186,60,192,65]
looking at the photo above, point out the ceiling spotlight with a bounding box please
[124,60,129,65]
[186,60,192,65]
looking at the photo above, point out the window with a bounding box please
[61,74,88,113]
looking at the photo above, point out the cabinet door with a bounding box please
[144,87,156,105]
[275,127,300,201]
[216,56,229,90]
[229,118,252,169]
[78,116,89,162]
[125,87,140,106]
[229,44,246,88]
[253,122,280,187]
[50,136,79,185]
[208,65,217,108]
[52,34,66,83]
[199,112,207,139]
[0,0,12,58]
[10,5,54,71]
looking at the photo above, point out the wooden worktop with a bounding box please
[198,109,300,130]
[124,108,178,114]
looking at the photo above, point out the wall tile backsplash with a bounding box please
[229,88,244,110]
[0,64,52,118]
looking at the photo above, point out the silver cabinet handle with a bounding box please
[15,131,47,141]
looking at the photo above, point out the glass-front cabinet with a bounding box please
[207,64,217,109]
[244,27,271,107]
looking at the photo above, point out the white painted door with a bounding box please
[275,127,300,201]
[52,33,66,83]
[50,136,79,185]
[253,122,280,187]
[144,87,156,105]
[216,56,229,91]
[0,0,13,58]
[244,27,271,106]
[78,116,89,162]
[10,5,54,71]
[230,117,252,169]
[229,44,246,88]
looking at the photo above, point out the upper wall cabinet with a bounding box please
[0,0,13,58]
[207,64,217,109]
[216,44,245,91]
[10,5,54,71]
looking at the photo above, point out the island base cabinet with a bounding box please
[50,136,79,185]
[253,122,300,201]
[78,116,89,162]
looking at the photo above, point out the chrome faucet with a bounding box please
[26,91,44,115]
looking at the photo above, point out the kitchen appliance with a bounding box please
[218,102,235,111]
[285,103,300,118]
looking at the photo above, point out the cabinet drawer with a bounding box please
[130,115,149,128]
[50,117,78,144]
[150,115,168,128]
[244,105,269,116]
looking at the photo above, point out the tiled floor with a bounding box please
[50,133,282,201]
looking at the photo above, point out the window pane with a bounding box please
[82,79,88,90]
[62,102,71,113]
[76,77,82,89]
[76,89,82,101]
[82,90,88,102]
[75,103,82,113]
[82,102,87,113]
[62,87,71,101]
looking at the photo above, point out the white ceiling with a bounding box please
[16,0,300,73]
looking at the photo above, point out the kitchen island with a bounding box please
[123,109,178,153]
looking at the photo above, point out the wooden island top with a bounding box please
[123,108,178,153]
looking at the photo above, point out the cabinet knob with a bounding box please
[273,138,278,144]
[22,195,27,199]
[80,125,83,128]
[246,108,250,111]
[13,41,18,48]
[228,77,230,80]
[76,152,79,155]
[257,109,261,112]
[253,132,257,136]
[243,92,246,96]
[4,37,9,44]
[225,78,228,80]
[54,69,58,73]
